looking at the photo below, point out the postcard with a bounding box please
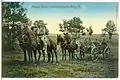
[2,1,119,78]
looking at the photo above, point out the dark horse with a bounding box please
[16,29,33,63]
[57,34,78,61]
[16,28,43,63]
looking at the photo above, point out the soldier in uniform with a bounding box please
[94,38,100,47]
[88,37,92,46]
[101,38,108,47]
[64,32,72,44]
[100,38,108,53]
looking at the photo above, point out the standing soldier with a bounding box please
[100,38,109,58]
[100,38,108,53]
[101,38,108,48]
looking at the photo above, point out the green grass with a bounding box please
[2,34,118,78]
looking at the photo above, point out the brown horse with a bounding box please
[17,33,33,63]
[57,34,78,61]
[16,27,42,63]
[38,36,58,63]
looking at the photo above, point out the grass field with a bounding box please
[2,34,118,78]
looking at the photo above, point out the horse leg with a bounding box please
[42,50,45,62]
[28,47,33,63]
[30,51,33,63]
[83,51,85,59]
[65,50,67,60]
[79,50,82,59]
[47,51,51,63]
[23,49,27,62]
[33,49,37,63]
[72,51,75,60]
[62,48,64,60]
[62,49,64,60]
[53,49,58,63]
[27,50,31,64]
[51,50,54,63]
[38,50,41,62]
[68,51,71,61]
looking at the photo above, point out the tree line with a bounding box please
[2,2,117,50]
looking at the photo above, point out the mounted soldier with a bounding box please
[63,31,72,44]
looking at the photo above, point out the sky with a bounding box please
[23,2,118,34]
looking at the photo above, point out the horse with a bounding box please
[57,34,78,61]
[57,34,67,60]
[66,39,78,60]
[38,35,58,63]
[17,32,33,63]
[16,27,44,63]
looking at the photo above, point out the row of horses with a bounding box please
[15,28,111,64]
[57,34,111,61]
[16,28,58,63]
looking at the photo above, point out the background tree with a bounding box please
[102,20,116,39]
[2,2,29,50]
[59,17,85,34]
[86,26,93,36]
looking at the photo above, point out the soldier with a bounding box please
[83,38,88,46]
[100,38,108,53]
[64,32,72,44]
[88,37,92,46]
[101,38,108,47]
[71,38,76,46]
[94,38,100,47]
